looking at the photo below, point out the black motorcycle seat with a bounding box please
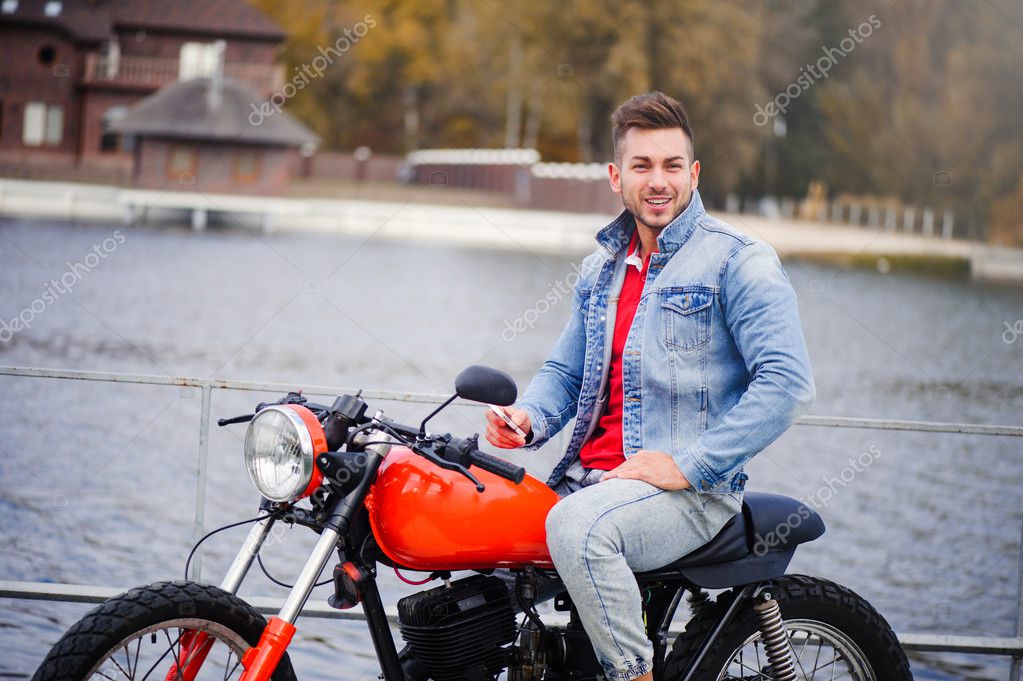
[654,491,825,570]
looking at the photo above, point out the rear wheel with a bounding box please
[663,575,912,680]
[31,580,297,681]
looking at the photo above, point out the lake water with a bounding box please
[0,216,1021,680]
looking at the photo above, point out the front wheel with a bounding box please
[32,580,297,681]
[664,575,912,680]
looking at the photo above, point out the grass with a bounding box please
[788,252,971,279]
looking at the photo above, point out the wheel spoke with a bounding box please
[787,630,810,680]
[716,620,876,681]
[138,630,183,681]
[790,631,813,679]
[131,636,143,678]
[810,634,825,680]
[176,630,214,679]
[172,628,186,681]
[107,651,133,680]
[222,652,243,681]
[808,652,840,676]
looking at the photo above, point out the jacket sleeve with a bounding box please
[672,241,816,491]
[513,255,600,449]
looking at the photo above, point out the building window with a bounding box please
[1,1,18,14]
[179,42,219,80]
[167,144,197,181]
[37,44,57,66]
[43,1,61,16]
[100,106,127,152]
[233,149,260,182]
[23,102,62,146]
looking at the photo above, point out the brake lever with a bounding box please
[217,413,254,427]
[219,390,309,427]
[415,437,486,492]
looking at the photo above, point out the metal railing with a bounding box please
[1,365,1021,678]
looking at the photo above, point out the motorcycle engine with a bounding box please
[397,575,517,681]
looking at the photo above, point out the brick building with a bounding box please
[114,73,317,195]
[0,0,287,182]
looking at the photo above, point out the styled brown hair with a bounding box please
[611,91,694,164]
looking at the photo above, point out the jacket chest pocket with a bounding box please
[661,288,714,351]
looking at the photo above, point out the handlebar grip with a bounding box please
[468,449,526,484]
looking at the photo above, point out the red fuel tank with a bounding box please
[364,446,559,571]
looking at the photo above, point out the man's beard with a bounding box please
[621,189,692,231]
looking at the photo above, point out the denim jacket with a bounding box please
[517,190,815,494]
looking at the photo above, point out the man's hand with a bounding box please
[485,406,532,449]
[599,450,691,491]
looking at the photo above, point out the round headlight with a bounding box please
[244,405,325,502]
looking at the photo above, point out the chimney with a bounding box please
[207,39,226,110]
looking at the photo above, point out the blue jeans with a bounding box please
[503,459,742,681]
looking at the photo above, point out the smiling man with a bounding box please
[485,91,815,681]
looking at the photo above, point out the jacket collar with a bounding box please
[595,189,705,258]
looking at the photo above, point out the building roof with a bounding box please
[113,77,319,149]
[0,0,284,44]
[110,0,285,41]
[0,0,113,42]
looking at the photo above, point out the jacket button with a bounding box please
[700,479,710,490]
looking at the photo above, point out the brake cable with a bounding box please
[183,513,273,580]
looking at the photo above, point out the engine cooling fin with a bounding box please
[397,574,517,681]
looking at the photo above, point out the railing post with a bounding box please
[1011,510,1023,681]
[189,383,213,582]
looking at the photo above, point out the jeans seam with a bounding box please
[582,488,665,662]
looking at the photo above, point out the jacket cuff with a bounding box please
[673,442,722,492]
[516,402,548,450]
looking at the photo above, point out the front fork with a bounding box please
[164,516,280,681]
[175,434,394,681]
[236,433,394,681]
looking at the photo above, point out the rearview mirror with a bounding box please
[455,365,517,406]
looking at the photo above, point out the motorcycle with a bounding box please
[32,365,912,681]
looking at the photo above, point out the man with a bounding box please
[485,92,815,681]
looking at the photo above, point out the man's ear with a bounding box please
[690,160,701,192]
[608,162,622,194]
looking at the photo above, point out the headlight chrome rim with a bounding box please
[243,404,325,502]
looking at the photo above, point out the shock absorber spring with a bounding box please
[752,593,797,681]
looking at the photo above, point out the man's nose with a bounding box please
[648,167,668,191]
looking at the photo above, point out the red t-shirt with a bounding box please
[578,232,653,470]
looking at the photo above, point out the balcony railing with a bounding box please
[82,53,285,95]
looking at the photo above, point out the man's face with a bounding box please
[609,127,700,232]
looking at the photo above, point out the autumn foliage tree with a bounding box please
[252,0,1023,242]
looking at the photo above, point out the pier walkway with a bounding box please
[1,178,1021,283]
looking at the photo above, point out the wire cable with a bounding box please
[183,513,273,580]
[257,552,332,589]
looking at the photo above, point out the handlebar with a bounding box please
[221,390,526,488]
[467,449,526,484]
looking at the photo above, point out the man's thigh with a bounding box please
[545,479,741,572]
